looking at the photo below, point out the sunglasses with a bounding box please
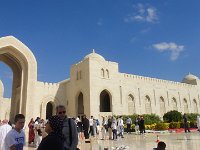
[58,111,66,114]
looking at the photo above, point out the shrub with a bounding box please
[187,113,200,122]
[169,122,180,129]
[143,114,161,125]
[145,123,156,130]
[155,123,169,130]
[163,110,182,123]
[189,121,197,128]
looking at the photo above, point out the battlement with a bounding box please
[120,73,196,87]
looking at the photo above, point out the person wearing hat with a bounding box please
[37,115,64,150]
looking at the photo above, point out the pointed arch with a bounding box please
[100,89,112,112]
[145,95,152,114]
[46,102,54,119]
[193,99,198,113]
[128,94,135,114]
[160,96,166,116]
[77,92,84,115]
[101,68,104,77]
[106,69,109,78]
[172,97,178,111]
[183,98,189,113]
[0,36,37,121]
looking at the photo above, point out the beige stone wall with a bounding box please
[0,36,199,122]
[0,98,11,120]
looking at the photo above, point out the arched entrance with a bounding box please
[46,102,53,119]
[100,90,112,112]
[77,92,84,115]
[0,36,37,122]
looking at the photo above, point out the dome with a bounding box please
[184,73,199,81]
[84,49,105,61]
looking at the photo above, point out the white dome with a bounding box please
[84,50,105,61]
[184,73,199,81]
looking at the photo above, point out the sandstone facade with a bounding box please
[0,36,199,122]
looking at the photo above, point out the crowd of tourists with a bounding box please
[1,108,200,150]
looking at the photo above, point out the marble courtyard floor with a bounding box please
[24,132,200,150]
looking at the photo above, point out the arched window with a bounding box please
[101,68,105,77]
[76,71,79,80]
[183,98,189,113]
[106,69,109,78]
[193,99,198,113]
[172,97,178,111]
[100,90,111,112]
[77,92,84,115]
[160,96,166,116]
[145,95,152,114]
[79,71,82,79]
[128,94,135,114]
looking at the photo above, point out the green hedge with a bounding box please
[115,114,161,125]
[163,110,182,123]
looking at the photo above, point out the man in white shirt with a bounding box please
[89,116,94,136]
[0,119,12,150]
[117,116,124,138]
[4,114,25,150]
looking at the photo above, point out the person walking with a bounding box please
[82,115,89,140]
[56,105,78,150]
[117,116,124,138]
[183,113,190,133]
[4,114,25,150]
[111,117,117,140]
[89,116,94,137]
[126,117,132,134]
[28,118,35,146]
[139,116,145,134]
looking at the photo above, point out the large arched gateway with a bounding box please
[0,36,37,122]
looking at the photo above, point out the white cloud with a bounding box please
[124,3,158,23]
[153,42,184,61]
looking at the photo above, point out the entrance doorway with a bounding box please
[100,90,112,112]
[46,102,53,119]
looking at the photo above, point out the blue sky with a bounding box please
[0,0,200,97]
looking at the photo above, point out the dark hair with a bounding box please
[14,114,25,123]
[157,141,166,149]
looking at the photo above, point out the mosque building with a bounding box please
[0,36,199,122]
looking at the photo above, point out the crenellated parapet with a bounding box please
[120,73,196,88]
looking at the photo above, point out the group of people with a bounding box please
[0,105,79,150]
[1,109,200,150]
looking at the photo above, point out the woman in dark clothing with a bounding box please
[139,116,145,134]
[37,115,64,150]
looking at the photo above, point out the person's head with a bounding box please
[2,119,8,124]
[157,141,166,150]
[91,116,93,119]
[45,115,63,134]
[56,105,66,119]
[14,114,25,131]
